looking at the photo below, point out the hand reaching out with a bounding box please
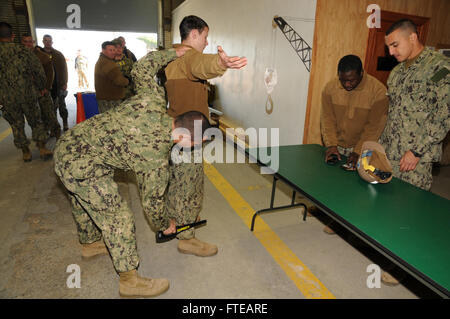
[217,45,247,69]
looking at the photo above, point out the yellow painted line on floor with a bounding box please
[0,127,12,143]
[204,163,335,299]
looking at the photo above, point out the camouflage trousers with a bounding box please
[97,99,122,113]
[77,70,89,88]
[165,148,204,240]
[53,93,68,121]
[391,160,433,191]
[38,93,61,136]
[66,176,139,273]
[54,138,139,273]
[2,100,48,149]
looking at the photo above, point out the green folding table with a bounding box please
[248,144,450,298]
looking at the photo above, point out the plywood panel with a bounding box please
[304,0,450,145]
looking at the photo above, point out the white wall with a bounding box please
[172,0,316,146]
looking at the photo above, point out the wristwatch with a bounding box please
[410,150,422,158]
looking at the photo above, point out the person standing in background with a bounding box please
[94,41,129,113]
[75,49,89,89]
[42,34,69,131]
[118,36,137,62]
[0,22,53,162]
[21,34,61,140]
[112,38,134,99]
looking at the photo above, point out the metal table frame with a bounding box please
[250,174,307,231]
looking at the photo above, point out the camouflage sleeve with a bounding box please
[132,49,177,79]
[27,48,46,91]
[414,71,450,157]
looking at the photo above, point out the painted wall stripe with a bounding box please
[0,128,12,143]
[204,163,335,299]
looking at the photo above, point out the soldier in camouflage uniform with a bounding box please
[381,19,449,192]
[379,19,449,286]
[54,46,202,298]
[0,22,53,162]
[21,34,61,139]
[75,50,89,89]
[75,49,89,89]
[113,38,135,99]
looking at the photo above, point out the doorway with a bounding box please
[34,28,157,128]
[364,11,430,86]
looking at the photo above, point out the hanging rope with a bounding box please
[265,22,278,115]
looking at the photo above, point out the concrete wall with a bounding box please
[172,0,316,146]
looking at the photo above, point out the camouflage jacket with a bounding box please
[75,55,88,71]
[116,54,135,98]
[115,54,134,79]
[0,41,46,105]
[55,49,177,225]
[380,47,450,163]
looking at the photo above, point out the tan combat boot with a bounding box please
[119,269,169,298]
[381,267,405,286]
[323,225,336,235]
[37,141,53,160]
[177,237,218,257]
[81,240,109,259]
[22,146,32,162]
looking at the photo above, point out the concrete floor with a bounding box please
[0,96,448,299]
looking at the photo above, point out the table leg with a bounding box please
[250,175,307,231]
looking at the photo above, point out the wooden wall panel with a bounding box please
[304,0,450,145]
